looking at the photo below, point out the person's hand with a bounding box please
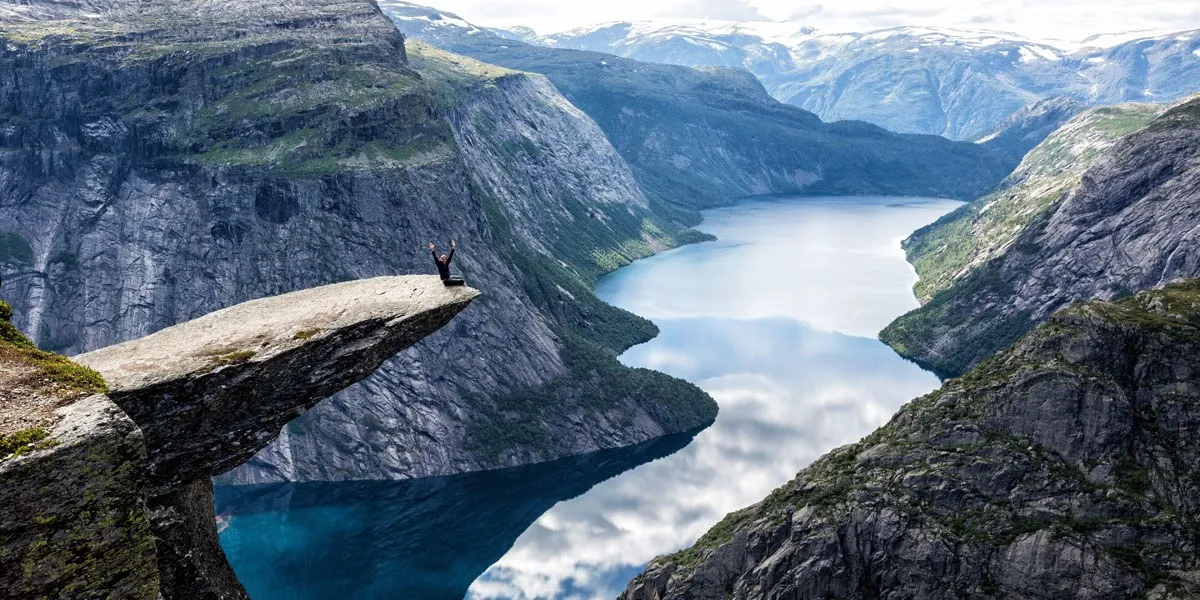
[428,242,435,250]
[451,240,456,249]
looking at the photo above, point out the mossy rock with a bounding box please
[0,427,58,461]
[0,314,107,396]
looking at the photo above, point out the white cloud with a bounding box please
[418,0,1200,43]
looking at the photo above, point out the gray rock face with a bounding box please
[882,96,1200,377]
[0,394,159,600]
[0,0,715,485]
[76,275,478,493]
[622,281,1200,600]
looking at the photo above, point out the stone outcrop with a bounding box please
[622,280,1200,600]
[1,277,477,599]
[883,95,1200,377]
[0,395,158,600]
[76,276,477,493]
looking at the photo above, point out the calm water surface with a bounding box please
[218,195,961,600]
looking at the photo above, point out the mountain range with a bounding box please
[383,1,1015,219]
[509,20,1200,140]
[5,0,1200,597]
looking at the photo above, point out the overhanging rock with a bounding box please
[76,275,479,494]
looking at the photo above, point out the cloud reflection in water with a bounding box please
[215,195,962,600]
[467,196,961,599]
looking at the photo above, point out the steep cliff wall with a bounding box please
[882,95,1200,376]
[623,281,1200,600]
[903,102,1164,303]
[0,0,715,485]
[0,394,158,600]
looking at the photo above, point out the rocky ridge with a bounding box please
[1,276,477,599]
[976,96,1088,164]
[622,280,1200,600]
[902,101,1165,304]
[882,94,1200,377]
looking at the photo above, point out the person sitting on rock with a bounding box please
[430,240,465,286]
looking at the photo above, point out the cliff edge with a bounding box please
[0,276,477,599]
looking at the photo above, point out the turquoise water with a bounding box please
[218,195,961,599]
[215,434,695,600]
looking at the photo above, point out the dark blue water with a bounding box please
[217,195,961,599]
[215,433,697,600]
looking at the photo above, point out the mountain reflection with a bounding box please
[214,432,697,600]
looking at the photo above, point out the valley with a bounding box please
[1,0,1198,598]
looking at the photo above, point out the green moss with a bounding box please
[0,300,12,322]
[404,40,518,109]
[14,427,160,598]
[0,22,125,47]
[210,350,256,366]
[293,329,322,341]
[0,427,58,461]
[0,317,107,396]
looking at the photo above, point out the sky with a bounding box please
[418,0,1200,43]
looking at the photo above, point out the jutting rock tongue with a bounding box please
[61,275,477,600]
[75,275,479,495]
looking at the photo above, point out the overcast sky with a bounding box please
[424,0,1200,42]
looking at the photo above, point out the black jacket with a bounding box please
[433,248,454,279]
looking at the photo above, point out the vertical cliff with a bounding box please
[0,0,716,485]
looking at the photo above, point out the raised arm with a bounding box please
[429,242,437,261]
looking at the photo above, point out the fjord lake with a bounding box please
[216,195,962,599]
